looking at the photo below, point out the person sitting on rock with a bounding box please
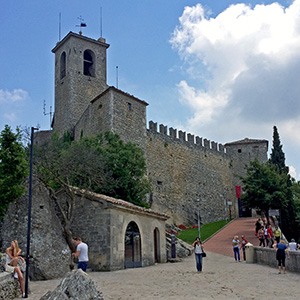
[6,240,25,298]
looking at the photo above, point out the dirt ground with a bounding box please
[16,251,300,300]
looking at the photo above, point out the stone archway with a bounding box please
[124,221,142,268]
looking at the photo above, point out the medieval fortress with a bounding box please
[37,31,269,225]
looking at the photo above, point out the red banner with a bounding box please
[235,186,241,198]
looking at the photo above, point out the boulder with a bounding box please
[40,269,104,300]
[0,179,71,280]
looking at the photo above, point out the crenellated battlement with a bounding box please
[148,121,226,155]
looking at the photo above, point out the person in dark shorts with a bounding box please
[72,237,89,272]
[275,240,290,274]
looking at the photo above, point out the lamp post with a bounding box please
[25,127,38,298]
[196,198,201,240]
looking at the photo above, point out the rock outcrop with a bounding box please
[166,231,194,260]
[0,179,71,280]
[40,269,104,300]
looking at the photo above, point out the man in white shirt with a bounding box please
[288,239,298,252]
[72,237,89,272]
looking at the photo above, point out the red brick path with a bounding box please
[204,218,260,257]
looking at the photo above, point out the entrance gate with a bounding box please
[125,221,142,268]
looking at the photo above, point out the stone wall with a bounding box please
[146,126,236,225]
[74,87,148,151]
[67,190,168,271]
[253,247,300,273]
[0,272,21,300]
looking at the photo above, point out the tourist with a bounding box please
[288,239,298,252]
[192,237,204,272]
[255,218,262,236]
[240,235,248,261]
[264,226,269,247]
[274,226,281,244]
[267,225,274,248]
[6,240,25,298]
[275,240,290,274]
[258,228,265,247]
[232,236,240,262]
[72,237,89,272]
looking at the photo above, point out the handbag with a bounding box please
[202,252,207,257]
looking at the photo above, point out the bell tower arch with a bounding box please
[52,32,110,135]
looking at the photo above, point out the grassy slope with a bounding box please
[177,220,231,245]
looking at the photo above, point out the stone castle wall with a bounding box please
[145,121,237,225]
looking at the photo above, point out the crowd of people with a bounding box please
[230,218,299,274]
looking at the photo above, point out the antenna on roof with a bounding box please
[100,7,103,37]
[59,12,61,41]
[116,66,119,89]
[76,16,87,35]
[43,100,53,129]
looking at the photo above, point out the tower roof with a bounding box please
[224,138,268,147]
[91,86,149,106]
[52,31,110,53]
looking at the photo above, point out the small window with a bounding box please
[238,149,242,153]
[127,102,132,111]
[83,50,95,77]
[60,52,66,79]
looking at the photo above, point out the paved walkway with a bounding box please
[16,218,300,299]
[204,218,259,257]
[17,251,300,300]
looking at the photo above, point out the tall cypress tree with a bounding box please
[269,126,287,174]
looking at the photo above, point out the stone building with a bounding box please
[36,31,269,226]
[57,188,168,271]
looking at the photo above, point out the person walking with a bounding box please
[275,240,290,274]
[274,226,281,244]
[258,228,265,247]
[267,225,274,248]
[192,237,204,272]
[232,236,240,262]
[72,237,89,272]
[240,235,248,261]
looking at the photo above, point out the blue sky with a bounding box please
[2,0,300,179]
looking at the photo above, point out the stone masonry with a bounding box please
[36,31,269,226]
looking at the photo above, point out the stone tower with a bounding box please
[52,32,110,135]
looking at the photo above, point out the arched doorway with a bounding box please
[154,228,160,263]
[125,221,142,268]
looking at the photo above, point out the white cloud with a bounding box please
[170,0,300,179]
[4,112,17,122]
[0,89,28,103]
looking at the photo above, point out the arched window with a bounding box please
[60,52,66,79]
[83,50,95,77]
[125,221,142,268]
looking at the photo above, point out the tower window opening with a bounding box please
[83,50,95,77]
[127,102,132,111]
[60,52,66,79]
[238,149,242,153]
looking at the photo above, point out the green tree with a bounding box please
[269,126,288,174]
[34,132,151,250]
[0,125,28,219]
[241,159,289,217]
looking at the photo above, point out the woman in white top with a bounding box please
[6,240,25,297]
[192,237,204,272]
